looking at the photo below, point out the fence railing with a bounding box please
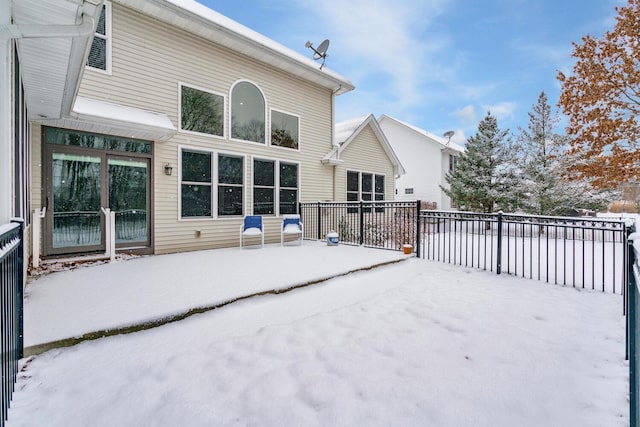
[628,233,640,427]
[420,210,630,295]
[1,220,24,427]
[299,201,421,254]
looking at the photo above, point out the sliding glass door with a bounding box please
[44,127,152,256]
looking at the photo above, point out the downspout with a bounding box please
[331,89,337,200]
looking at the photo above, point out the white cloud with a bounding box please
[480,102,517,122]
[288,0,453,115]
[452,129,466,146]
[451,105,476,123]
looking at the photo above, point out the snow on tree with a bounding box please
[442,112,519,213]
[514,92,612,216]
[557,0,640,189]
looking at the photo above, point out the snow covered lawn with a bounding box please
[9,256,628,426]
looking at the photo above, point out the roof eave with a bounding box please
[118,0,355,95]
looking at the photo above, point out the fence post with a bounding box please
[628,235,638,427]
[496,211,503,275]
[359,201,364,245]
[415,200,421,258]
[12,218,24,359]
[316,202,321,240]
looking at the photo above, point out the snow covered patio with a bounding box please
[23,241,409,354]
[11,242,629,426]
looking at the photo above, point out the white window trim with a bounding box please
[346,169,386,201]
[251,156,300,216]
[178,82,226,140]
[178,145,247,221]
[86,1,112,75]
[269,108,301,152]
[229,80,267,146]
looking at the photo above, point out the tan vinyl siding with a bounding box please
[76,3,335,253]
[338,125,396,200]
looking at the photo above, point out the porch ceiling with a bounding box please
[11,0,102,120]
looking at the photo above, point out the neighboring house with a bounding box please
[4,0,357,263]
[322,114,404,202]
[378,115,464,209]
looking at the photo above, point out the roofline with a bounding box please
[117,0,355,95]
[337,114,405,176]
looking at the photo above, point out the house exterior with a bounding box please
[323,114,404,202]
[378,115,464,209]
[5,0,371,264]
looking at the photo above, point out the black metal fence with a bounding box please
[299,201,421,254]
[1,220,24,427]
[628,234,640,427]
[420,210,630,294]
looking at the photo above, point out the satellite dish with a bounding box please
[305,39,330,69]
[443,130,454,145]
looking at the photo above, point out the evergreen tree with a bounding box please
[442,112,518,213]
[516,92,612,215]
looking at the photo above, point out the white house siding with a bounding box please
[378,117,453,209]
[337,125,395,201]
[66,3,336,254]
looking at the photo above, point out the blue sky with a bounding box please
[197,0,623,145]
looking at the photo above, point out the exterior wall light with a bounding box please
[164,163,173,176]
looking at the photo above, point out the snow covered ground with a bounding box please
[23,242,408,348]
[8,244,629,426]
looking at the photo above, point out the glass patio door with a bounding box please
[49,152,104,254]
[108,157,149,246]
[45,152,151,256]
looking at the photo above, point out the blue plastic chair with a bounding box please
[240,215,264,248]
[281,214,303,246]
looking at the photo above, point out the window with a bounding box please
[271,110,299,149]
[231,82,265,143]
[180,85,224,137]
[375,175,385,202]
[405,188,414,195]
[218,155,244,216]
[347,171,359,203]
[252,159,299,215]
[181,151,212,218]
[253,159,275,215]
[279,162,298,214]
[180,149,244,218]
[449,154,458,172]
[347,171,386,212]
[87,3,111,72]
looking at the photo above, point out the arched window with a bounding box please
[231,81,265,143]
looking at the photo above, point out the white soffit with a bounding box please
[40,96,177,141]
[12,0,101,120]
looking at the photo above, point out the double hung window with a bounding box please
[253,159,298,215]
[180,149,244,218]
[347,171,385,212]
